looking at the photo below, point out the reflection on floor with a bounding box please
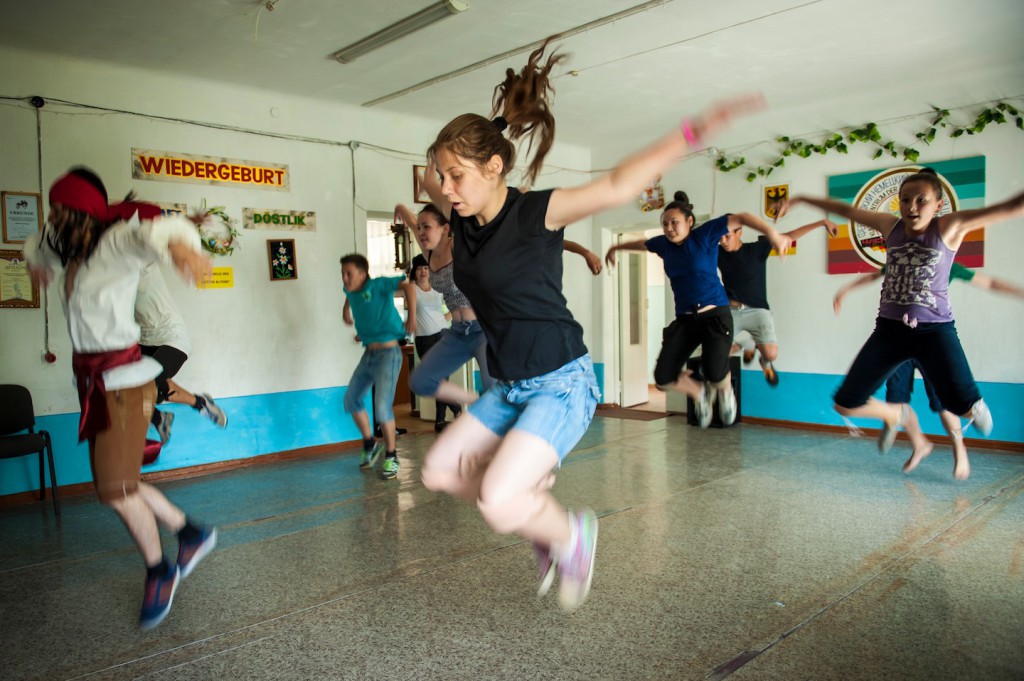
[2,418,1022,680]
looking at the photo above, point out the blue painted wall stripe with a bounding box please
[741,370,1023,442]
[3,364,1013,497]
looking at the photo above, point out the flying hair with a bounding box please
[428,35,567,189]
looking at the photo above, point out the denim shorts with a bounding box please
[467,354,600,462]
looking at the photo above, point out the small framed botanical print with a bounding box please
[268,239,297,281]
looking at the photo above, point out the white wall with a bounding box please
[591,116,1024,397]
[0,45,596,419]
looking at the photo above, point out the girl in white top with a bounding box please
[410,253,461,431]
[135,263,228,446]
[26,167,217,629]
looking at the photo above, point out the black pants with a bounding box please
[654,307,734,386]
[140,345,188,403]
[414,333,461,423]
[141,345,189,428]
[834,317,981,415]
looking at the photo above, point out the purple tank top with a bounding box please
[878,219,954,324]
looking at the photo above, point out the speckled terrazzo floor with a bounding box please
[2,417,1022,681]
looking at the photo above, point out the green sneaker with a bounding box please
[381,456,400,480]
[359,441,384,470]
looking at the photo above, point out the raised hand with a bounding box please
[691,94,767,142]
[169,242,212,286]
[604,247,619,269]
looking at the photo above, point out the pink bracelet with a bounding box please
[680,119,701,146]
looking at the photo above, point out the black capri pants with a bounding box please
[834,317,981,415]
[654,306,734,386]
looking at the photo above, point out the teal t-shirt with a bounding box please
[345,275,406,345]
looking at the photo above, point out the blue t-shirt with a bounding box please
[646,215,730,315]
[344,275,406,345]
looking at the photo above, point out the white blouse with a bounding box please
[25,213,202,389]
[135,263,192,355]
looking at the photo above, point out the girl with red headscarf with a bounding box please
[25,167,217,629]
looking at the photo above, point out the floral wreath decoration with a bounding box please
[190,199,240,256]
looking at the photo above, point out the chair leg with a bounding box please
[38,451,45,501]
[44,434,60,515]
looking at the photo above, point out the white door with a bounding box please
[618,242,649,407]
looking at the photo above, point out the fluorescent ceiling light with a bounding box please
[330,0,469,64]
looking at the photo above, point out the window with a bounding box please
[366,218,405,279]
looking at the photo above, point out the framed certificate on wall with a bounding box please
[2,192,43,244]
[0,249,39,308]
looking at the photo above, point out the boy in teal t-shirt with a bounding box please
[341,254,417,479]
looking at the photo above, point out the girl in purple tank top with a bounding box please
[776,169,1024,477]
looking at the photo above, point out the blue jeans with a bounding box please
[409,320,495,396]
[344,346,402,424]
[468,354,600,461]
[834,317,981,415]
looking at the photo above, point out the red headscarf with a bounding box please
[49,172,162,222]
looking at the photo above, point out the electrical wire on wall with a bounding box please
[29,97,57,365]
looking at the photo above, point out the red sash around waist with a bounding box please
[71,345,142,442]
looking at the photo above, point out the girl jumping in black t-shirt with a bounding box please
[418,36,764,612]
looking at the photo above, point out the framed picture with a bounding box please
[267,239,297,281]
[413,165,430,204]
[2,191,43,244]
[0,249,40,308]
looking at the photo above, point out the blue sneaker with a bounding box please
[177,526,217,579]
[558,509,598,612]
[197,394,228,428]
[155,410,174,445]
[139,563,180,630]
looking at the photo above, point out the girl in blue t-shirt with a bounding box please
[606,192,789,428]
[415,35,768,613]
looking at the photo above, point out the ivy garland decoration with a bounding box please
[714,100,1023,182]
[190,199,241,256]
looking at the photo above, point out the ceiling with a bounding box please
[2,0,1023,154]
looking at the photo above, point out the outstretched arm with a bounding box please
[730,213,792,259]
[833,271,883,315]
[940,189,1024,245]
[545,95,765,230]
[775,196,899,237]
[969,272,1024,300]
[564,240,602,275]
[604,239,648,268]
[782,218,839,244]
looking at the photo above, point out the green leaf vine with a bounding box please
[715,100,1023,182]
